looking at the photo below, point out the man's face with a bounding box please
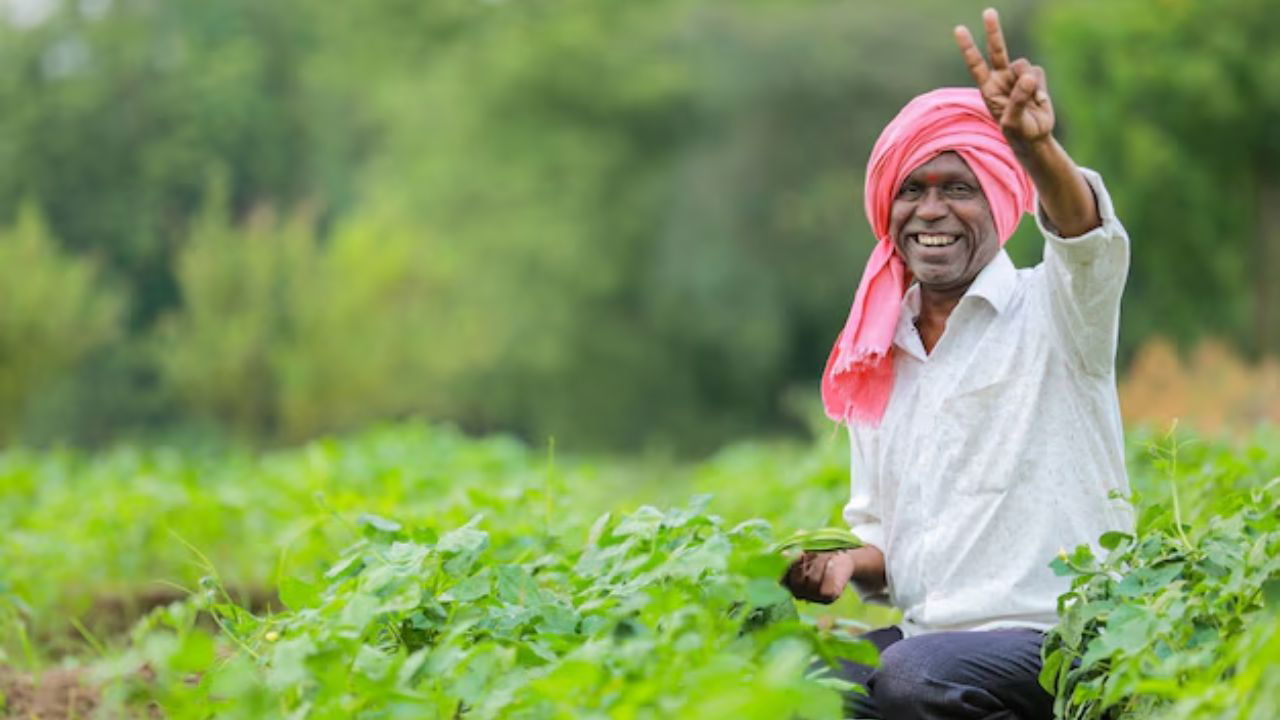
[888,152,999,292]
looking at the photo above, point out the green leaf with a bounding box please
[614,506,664,539]
[745,577,790,607]
[1098,531,1132,551]
[1116,563,1184,597]
[535,601,579,636]
[1039,648,1065,694]
[1068,545,1098,572]
[440,519,489,576]
[325,553,364,581]
[353,644,391,681]
[169,631,216,673]
[495,565,543,607]
[663,494,714,528]
[739,550,789,582]
[439,527,488,555]
[822,632,879,666]
[338,592,381,633]
[1049,554,1074,577]
[585,512,614,548]
[386,541,431,568]
[267,636,317,690]
[441,568,492,603]
[396,647,431,687]
[1262,577,1280,613]
[1102,604,1158,655]
[357,513,403,534]
[279,576,320,611]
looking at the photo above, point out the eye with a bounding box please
[897,182,922,199]
[945,182,976,198]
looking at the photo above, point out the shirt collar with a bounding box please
[964,249,1017,314]
[893,249,1017,357]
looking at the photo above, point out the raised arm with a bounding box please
[955,8,1100,237]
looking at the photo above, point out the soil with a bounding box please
[34,584,279,661]
[0,666,97,720]
[3,584,277,717]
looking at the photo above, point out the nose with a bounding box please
[914,188,949,222]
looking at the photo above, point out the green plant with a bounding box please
[94,500,875,718]
[6,422,1280,717]
[1041,429,1280,719]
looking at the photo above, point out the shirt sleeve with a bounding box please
[843,425,890,605]
[1037,168,1130,376]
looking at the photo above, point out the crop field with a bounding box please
[1,423,1277,719]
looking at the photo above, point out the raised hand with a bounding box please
[955,8,1054,152]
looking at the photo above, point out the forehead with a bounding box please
[903,151,978,182]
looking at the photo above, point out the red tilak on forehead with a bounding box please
[924,172,940,184]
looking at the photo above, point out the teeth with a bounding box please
[915,233,958,247]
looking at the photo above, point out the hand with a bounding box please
[782,549,856,604]
[955,8,1054,152]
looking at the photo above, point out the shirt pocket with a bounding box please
[938,374,1030,495]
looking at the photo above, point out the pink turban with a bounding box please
[822,87,1035,425]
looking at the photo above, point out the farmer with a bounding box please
[783,9,1135,719]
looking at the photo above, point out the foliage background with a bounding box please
[2,3,1278,715]
[0,0,1276,452]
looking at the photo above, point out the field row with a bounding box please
[1,423,1277,717]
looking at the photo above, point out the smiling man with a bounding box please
[782,9,1135,720]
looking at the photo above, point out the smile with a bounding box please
[913,233,960,247]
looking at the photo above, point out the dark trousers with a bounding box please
[832,626,1055,720]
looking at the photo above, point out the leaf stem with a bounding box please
[1164,422,1193,552]
[545,436,556,537]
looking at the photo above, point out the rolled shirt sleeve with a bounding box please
[1037,168,1130,376]
[843,425,890,604]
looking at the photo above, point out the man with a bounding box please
[783,9,1135,720]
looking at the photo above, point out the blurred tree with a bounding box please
[0,0,321,326]
[157,183,317,438]
[1038,0,1280,357]
[1,0,1074,451]
[350,0,1034,451]
[0,0,386,444]
[159,185,478,443]
[0,204,123,442]
[273,212,468,443]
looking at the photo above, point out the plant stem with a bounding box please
[1165,423,1194,552]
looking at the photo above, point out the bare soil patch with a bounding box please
[3,585,276,717]
[31,584,278,660]
[0,666,97,720]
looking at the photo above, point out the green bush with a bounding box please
[5,423,1278,717]
[0,204,123,442]
[157,193,317,439]
[1043,428,1280,719]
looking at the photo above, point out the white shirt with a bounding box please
[844,168,1135,637]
